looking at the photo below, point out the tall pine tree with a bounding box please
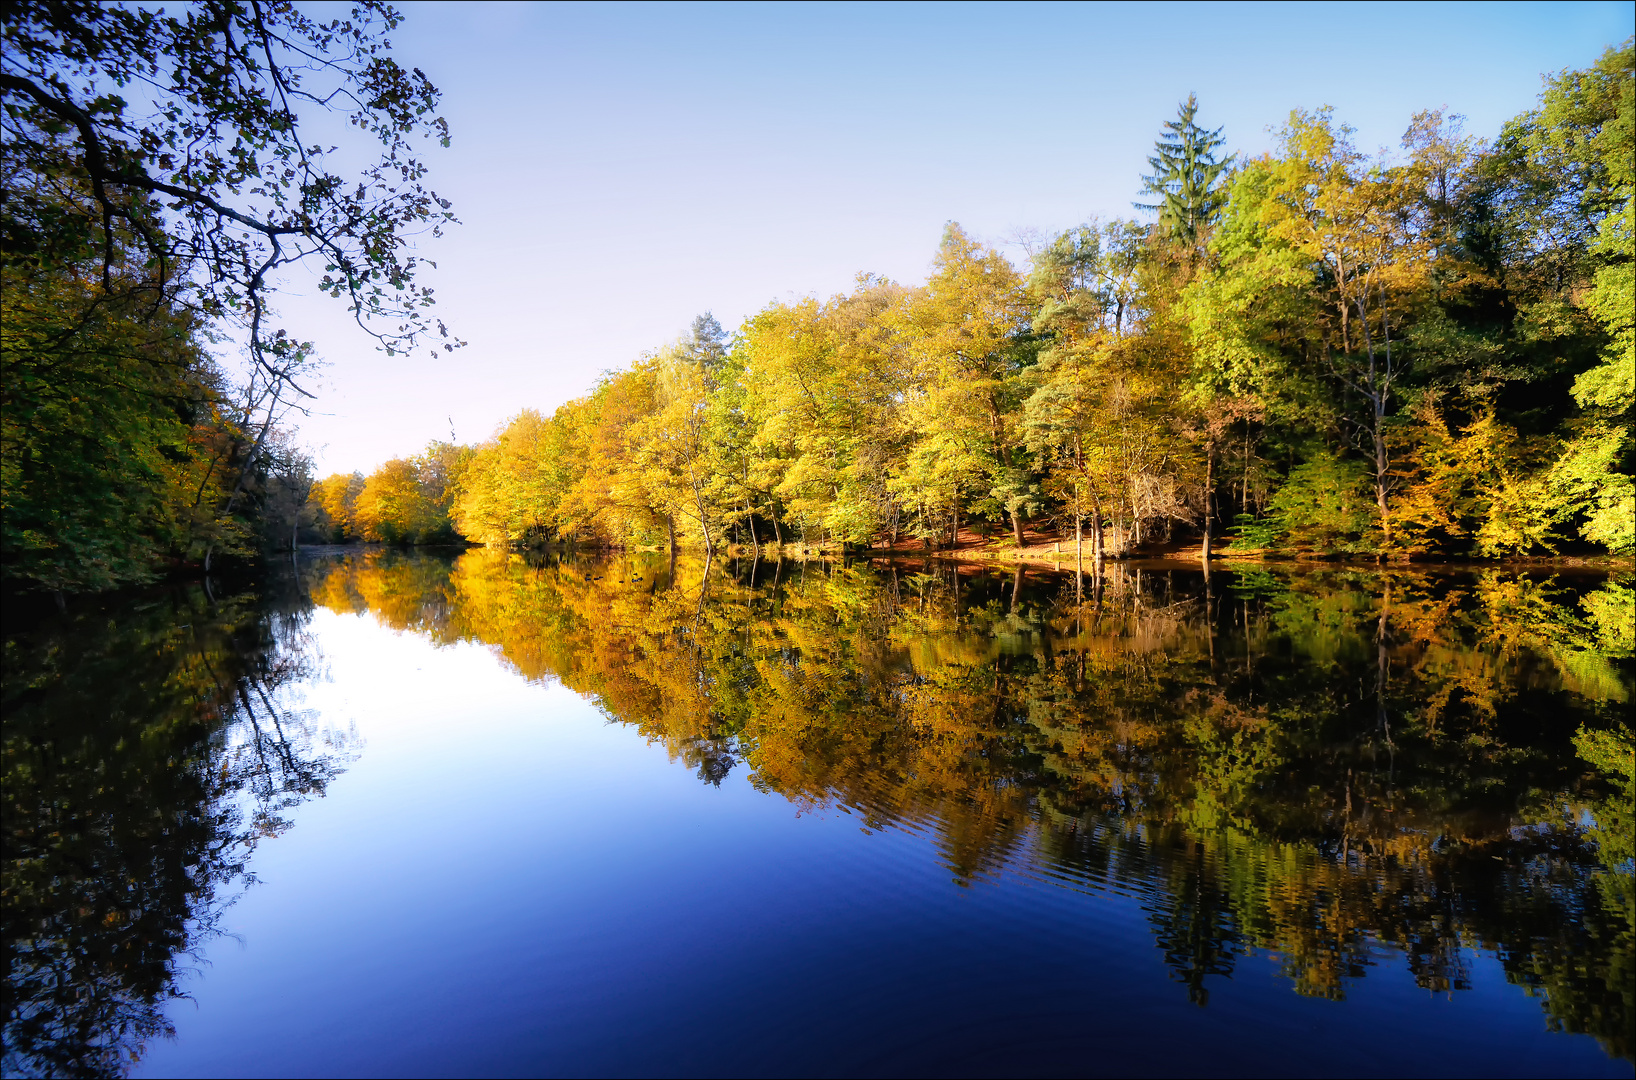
[1136,94,1231,246]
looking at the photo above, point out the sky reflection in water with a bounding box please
[4,551,1632,1078]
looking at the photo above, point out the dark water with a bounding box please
[3,552,1632,1078]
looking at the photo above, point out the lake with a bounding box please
[3,551,1631,1078]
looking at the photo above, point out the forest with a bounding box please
[311,43,1635,566]
[2,9,1630,593]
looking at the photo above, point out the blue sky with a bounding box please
[276,1,1635,474]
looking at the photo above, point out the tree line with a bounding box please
[4,11,1628,593]
[319,43,1632,564]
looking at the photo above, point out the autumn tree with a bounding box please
[736,278,910,548]
[310,472,365,542]
[1256,109,1474,549]
[888,224,1031,547]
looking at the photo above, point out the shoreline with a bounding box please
[867,546,1634,575]
[285,539,1633,576]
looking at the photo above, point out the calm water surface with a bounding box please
[4,552,1632,1078]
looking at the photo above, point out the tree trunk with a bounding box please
[1373,413,1392,552]
[667,514,678,555]
[746,499,761,558]
[696,499,715,558]
[1242,428,1252,520]
[1074,511,1083,598]
[770,502,783,547]
[1377,581,1393,744]
[1204,562,1215,659]
[1010,507,1025,546]
[1201,448,1214,563]
[1091,494,1105,563]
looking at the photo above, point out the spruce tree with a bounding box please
[1136,94,1231,246]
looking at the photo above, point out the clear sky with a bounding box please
[272,0,1635,475]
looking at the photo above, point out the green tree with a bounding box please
[0,272,246,590]
[1137,94,1232,248]
[2,1,457,591]
[1527,42,1636,553]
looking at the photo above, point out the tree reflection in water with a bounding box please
[310,550,1633,1060]
[3,553,1629,1075]
[1,578,358,1078]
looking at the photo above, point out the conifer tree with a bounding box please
[1136,94,1231,246]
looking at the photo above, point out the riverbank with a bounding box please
[853,526,1633,575]
[289,536,1632,576]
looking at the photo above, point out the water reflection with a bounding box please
[4,553,1631,1075]
[1,581,357,1078]
[308,550,1634,1059]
